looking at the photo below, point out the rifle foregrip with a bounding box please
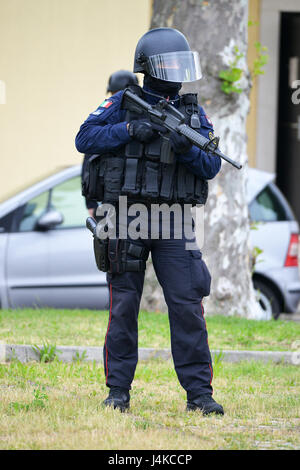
[177,124,209,148]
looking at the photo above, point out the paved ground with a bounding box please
[279,312,300,322]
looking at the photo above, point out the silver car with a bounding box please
[0,165,109,310]
[248,168,300,319]
[0,165,299,318]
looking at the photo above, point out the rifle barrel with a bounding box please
[177,124,242,170]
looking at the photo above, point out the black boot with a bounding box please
[103,386,130,412]
[187,394,224,416]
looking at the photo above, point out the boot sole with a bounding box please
[103,400,130,413]
[187,403,224,415]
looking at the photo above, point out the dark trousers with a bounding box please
[103,222,214,401]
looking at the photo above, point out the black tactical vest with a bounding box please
[81,87,208,206]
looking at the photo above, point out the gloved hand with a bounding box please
[128,119,166,143]
[169,131,193,154]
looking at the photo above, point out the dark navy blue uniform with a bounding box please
[75,90,221,180]
[75,88,221,401]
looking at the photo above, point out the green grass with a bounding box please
[0,308,299,449]
[0,358,299,449]
[0,308,299,351]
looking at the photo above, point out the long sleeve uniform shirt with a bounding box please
[75,88,221,180]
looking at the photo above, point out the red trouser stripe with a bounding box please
[201,302,213,388]
[105,283,113,384]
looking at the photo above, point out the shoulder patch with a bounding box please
[99,99,113,109]
[91,99,114,116]
[92,109,104,116]
[205,115,213,126]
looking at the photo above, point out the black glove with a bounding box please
[128,119,166,143]
[169,131,193,154]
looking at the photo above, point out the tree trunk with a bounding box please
[140,0,262,319]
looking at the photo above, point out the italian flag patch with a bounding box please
[100,99,113,109]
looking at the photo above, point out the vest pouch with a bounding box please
[144,137,161,161]
[125,140,144,158]
[159,164,176,201]
[104,156,125,203]
[141,161,160,199]
[176,165,188,202]
[82,154,105,201]
[121,158,142,197]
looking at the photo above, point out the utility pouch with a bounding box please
[81,154,105,201]
[145,137,161,161]
[141,161,160,199]
[107,238,149,274]
[93,237,109,272]
[160,135,174,164]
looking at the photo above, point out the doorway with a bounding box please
[276,12,300,223]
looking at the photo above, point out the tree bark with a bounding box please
[140,0,262,319]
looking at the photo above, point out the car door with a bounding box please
[45,175,108,309]
[6,175,108,309]
[249,182,297,270]
[6,190,52,308]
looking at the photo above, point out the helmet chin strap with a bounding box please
[143,74,182,99]
[142,87,181,103]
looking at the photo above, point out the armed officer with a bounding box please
[75,28,224,416]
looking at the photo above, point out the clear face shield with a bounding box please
[146,51,202,82]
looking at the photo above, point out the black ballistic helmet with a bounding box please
[107,70,138,93]
[134,28,202,82]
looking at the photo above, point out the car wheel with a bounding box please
[253,279,281,320]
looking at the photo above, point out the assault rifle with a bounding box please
[122,88,242,169]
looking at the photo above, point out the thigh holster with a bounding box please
[107,239,149,274]
[93,237,110,272]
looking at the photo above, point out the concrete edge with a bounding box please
[0,344,298,365]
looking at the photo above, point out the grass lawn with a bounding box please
[0,308,299,450]
[0,308,299,351]
[0,358,299,450]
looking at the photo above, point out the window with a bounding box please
[19,191,49,232]
[19,176,88,232]
[249,185,287,222]
[50,176,87,228]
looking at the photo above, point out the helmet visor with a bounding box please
[147,51,202,82]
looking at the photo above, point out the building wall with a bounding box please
[0,0,272,202]
[0,0,151,201]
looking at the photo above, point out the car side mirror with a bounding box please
[36,209,64,231]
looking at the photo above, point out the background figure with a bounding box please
[82,70,139,217]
